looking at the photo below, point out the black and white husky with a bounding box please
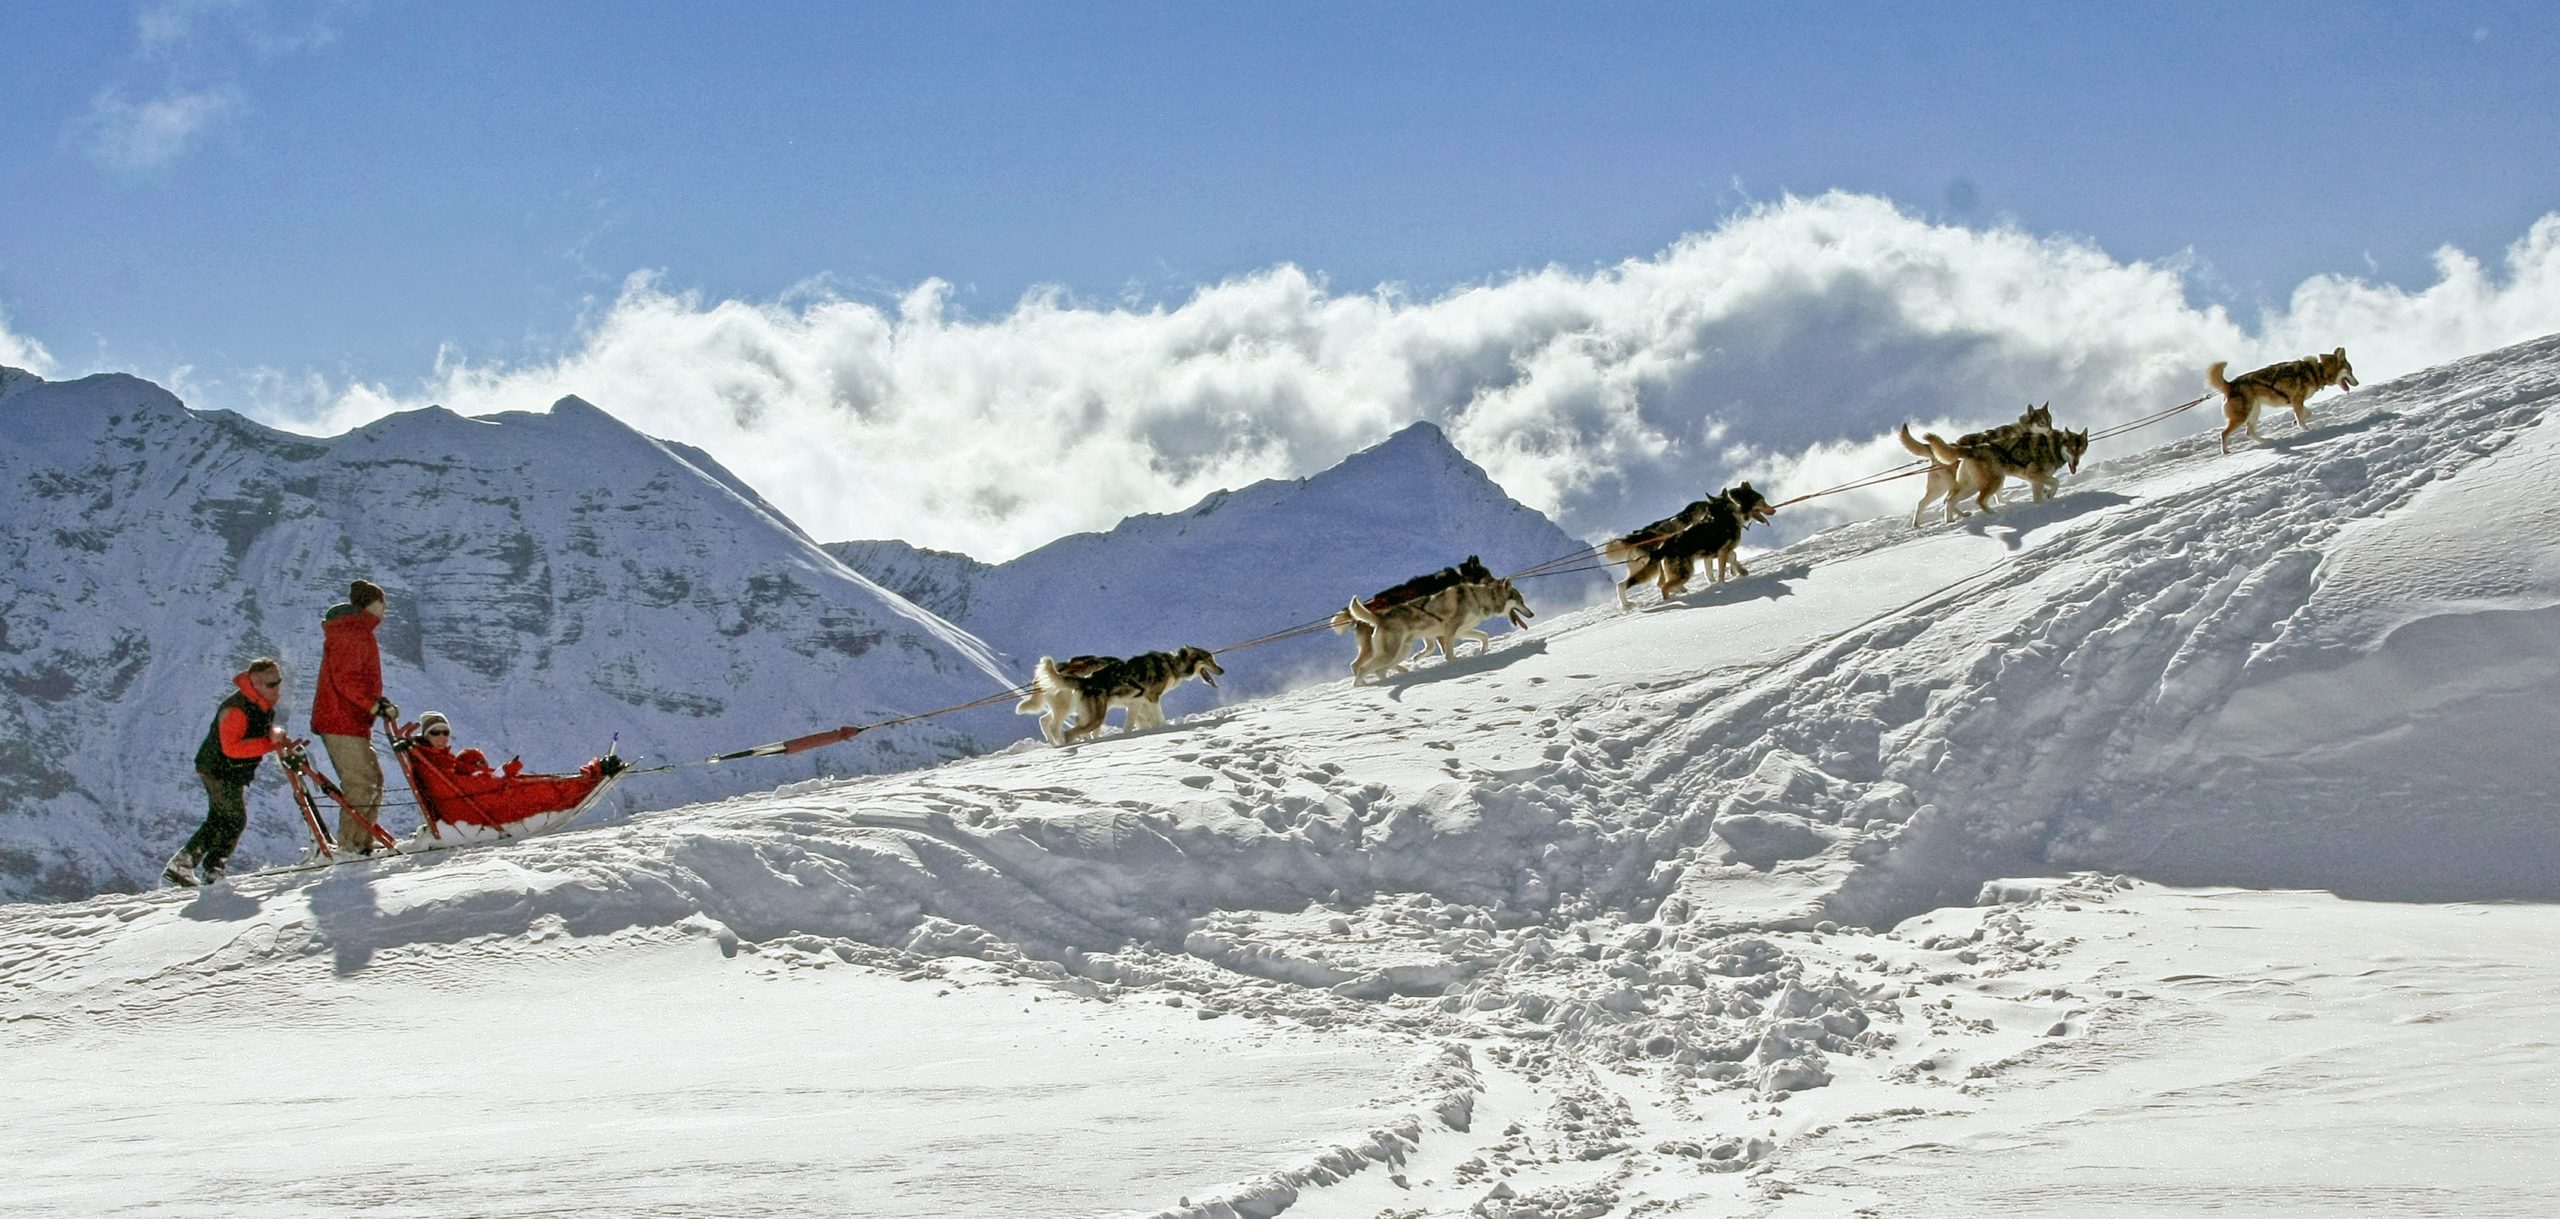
[1017,647,1225,745]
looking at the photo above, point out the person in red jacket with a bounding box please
[406,711,622,829]
[167,657,302,886]
[311,579,397,853]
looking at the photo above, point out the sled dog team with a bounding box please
[1020,348,2359,745]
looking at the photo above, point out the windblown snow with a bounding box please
[6,335,2560,1216]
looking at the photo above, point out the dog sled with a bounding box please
[269,711,626,871]
[383,712,627,846]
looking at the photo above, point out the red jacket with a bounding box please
[310,604,383,736]
[194,670,281,783]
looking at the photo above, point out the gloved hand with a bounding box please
[375,697,400,722]
[269,726,288,744]
[597,755,628,778]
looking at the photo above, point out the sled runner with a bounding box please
[278,743,401,862]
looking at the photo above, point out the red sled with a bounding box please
[382,712,627,843]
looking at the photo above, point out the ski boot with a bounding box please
[163,853,201,888]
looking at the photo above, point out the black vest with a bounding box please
[195,689,274,785]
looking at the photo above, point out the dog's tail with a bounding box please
[1897,423,1938,460]
[1346,596,1381,630]
[1022,656,1065,708]
[1924,432,1965,467]
[2206,360,2232,395]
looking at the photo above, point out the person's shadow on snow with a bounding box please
[178,885,261,922]
[305,866,385,976]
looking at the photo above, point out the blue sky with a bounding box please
[6,2,2560,555]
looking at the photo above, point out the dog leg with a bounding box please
[1063,698,1107,744]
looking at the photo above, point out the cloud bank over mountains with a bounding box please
[68,193,2560,557]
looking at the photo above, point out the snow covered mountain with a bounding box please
[0,367,1019,903]
[830,420,1611,702]
[8,336,2560,1216]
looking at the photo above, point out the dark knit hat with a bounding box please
[349,579,385,609]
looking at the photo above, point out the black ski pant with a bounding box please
[178,772,249,870]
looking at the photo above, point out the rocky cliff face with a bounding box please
[0,369,1015,902]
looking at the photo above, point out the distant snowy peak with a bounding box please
[834,418,1603,694]
[821,539,993,622]
[0,368,194,458]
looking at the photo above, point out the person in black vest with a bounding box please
[167,657,302,887]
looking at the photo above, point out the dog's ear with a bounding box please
[2333,346,2346,358]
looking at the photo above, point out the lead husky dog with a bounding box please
[1898,403,2053,527]
[1922,421,2089,519]
[1601,483,1775,607]
[2211,347,2358,453]
[1017,646,1224,744]
[1343,578,1532,682]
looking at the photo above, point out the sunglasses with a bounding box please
[425,728,450,738]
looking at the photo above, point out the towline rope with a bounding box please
[671,389,2223,767]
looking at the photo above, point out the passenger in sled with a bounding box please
[397,711,627,834]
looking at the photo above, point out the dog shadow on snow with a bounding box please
[2250,410,2393,454]
[1052,710,1243,752]
[1644,564,1807,613]
[1378,637,1550,702]
[1960,490,2135,551]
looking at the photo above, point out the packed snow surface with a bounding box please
[6,334,2560,1216]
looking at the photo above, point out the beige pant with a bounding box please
[322,733,384,852]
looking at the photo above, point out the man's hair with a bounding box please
[349,579,385,609]
[246,657,280,677]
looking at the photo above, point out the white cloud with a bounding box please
[0,305,59,376]
[266,193,2560,560]
[138,0,250,56]
[78,85,243,171]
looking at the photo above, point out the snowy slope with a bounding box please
[0,369,1017,902]
[830,421,1613,703]
[6,336,2560,1216]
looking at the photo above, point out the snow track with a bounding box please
[8,336,2560,1215]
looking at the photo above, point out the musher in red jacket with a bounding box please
[311,579,397,853]
[167,658,302,886]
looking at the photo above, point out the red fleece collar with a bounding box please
[234,670,277,711]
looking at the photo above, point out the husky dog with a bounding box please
[1923,422,2090,519]
[1343,579,1532,682]
[1602,483,1776,607]
[2211,348,2358,453]
[1898,403,2055,527]
[1328,555,1496,652]
[1017,646,1224,744]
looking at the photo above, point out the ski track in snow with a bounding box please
[7,336,2560,1216]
